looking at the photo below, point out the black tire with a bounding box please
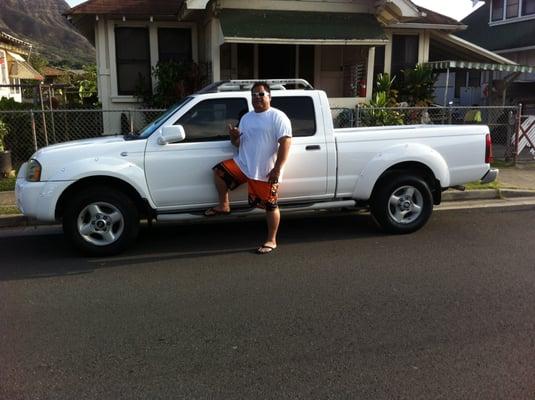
[62,186,139,256]
[370,172,433,234]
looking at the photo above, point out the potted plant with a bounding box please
[0,119,12,177]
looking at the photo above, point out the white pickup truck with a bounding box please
[16,79,497,255]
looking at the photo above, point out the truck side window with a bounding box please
[270,96,316,137]
[175,98,248,142]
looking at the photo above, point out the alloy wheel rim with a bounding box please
[387,185,424,224]
[76,202,124,246]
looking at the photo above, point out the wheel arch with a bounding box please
[371,162,443,205]
[55,176,153,220]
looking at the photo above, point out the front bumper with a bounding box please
[480,168,499,184]
[15,164,73,222]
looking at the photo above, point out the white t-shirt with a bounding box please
[234,107,292,182]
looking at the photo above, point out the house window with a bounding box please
[158,28,192,63]
[507,0,520,17]
[522,0,535,15]
[115,27,151,95]
[492,0,504,20]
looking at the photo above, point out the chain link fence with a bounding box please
[0,105,531,170]
[333,105,525,162]
[0,109,166,168]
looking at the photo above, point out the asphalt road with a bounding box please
[1,206,535,400]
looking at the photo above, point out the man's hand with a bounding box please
[267,167,281,183]
[228,124,240,147]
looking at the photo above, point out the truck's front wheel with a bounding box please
[63,187,139,256]
[371,172,433,234]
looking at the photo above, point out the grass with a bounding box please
[464,180,501,190]
[0,206,19,215]
[0,176,15,192]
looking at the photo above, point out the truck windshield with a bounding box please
[137,97,193,139]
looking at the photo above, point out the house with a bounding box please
[0,31,43,102]
[65,0,516,133]
[457,0,535,110]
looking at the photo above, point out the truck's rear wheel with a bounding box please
[371,172,433,234]
[63,187,139,256]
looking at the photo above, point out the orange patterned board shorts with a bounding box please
[213,159,279,211]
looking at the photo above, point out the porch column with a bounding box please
[314,45,322,88]
[384,32,392,75]
[366,46,375,100]
[210,18,221,81]
[418,31,430,64]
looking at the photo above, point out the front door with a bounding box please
[144,96,250,210]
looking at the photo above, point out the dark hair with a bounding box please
[251,81,271,95]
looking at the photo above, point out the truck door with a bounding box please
[271,95,330,202]
[144,96,250,209]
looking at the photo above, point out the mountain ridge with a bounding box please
[0,0,95,67]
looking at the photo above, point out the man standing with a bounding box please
[204,82,292,254]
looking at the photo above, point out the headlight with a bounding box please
[26,159,42,182]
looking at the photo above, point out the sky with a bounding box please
[65,0,483,21]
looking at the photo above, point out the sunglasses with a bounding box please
[252,92,270,98]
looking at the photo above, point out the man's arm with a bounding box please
[267,136,292,183]
[228,124,240,147]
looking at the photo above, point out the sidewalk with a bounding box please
[2,164,535,228]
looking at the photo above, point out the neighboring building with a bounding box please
[457,0,535,109]
[65,0,515,132]
[0,31,43,102]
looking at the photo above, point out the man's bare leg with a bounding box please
[258,208,279,253]
[212,170,231,212]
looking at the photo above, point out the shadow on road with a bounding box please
[0,211,380,281]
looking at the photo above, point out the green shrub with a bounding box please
[360,92,404,126]
[0,119,7,152]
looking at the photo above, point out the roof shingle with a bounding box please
[65,0,183,16]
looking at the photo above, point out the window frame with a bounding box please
[114,26,152,96]
[109,21,197,102]
[175,97,249,143]
[270,95,317,138]
[490,0,535,24]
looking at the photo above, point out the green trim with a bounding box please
[219,9,386,42]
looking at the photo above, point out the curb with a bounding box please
[2,189,535,229]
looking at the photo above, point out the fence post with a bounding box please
[48,86,57,143]
[129,110,134,133]
[514,103,522,165]
[38,83,49,146]
[355,104,360,127]
[30,111,38,152]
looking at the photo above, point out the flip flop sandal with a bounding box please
[256,244,277,254]
[203,207,231,217]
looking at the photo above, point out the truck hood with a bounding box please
[32,135,147,181]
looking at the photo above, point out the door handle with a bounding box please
[306,145,321,151]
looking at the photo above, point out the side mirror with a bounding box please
[158,125,186,145]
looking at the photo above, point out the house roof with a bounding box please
[411,6,463,26]
[458,2,535,52]
[42,66,68,77]
[219,10,387,45]
[0,31,33,52]
[65,0,183,16]
[429,32,516,65]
